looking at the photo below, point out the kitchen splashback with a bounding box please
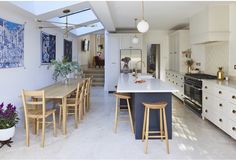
[205,41,229,76]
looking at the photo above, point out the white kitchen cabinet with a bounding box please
[105,34,121,92]
[169,30,190,73]
[120,34,143,49]
[190,5,229,44]
[202,80,236,140]
[165,70,184,101]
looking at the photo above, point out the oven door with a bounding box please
[184,83,202,105]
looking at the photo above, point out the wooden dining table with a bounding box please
[39,78,84,135]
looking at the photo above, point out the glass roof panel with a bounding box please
[70,22,104,36]
[49,9,97,27]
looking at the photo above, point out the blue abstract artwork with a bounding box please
[0,18,24,69]
[41,32,56,64]
[64,39,72,62]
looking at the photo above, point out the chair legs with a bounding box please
[53,112,57,137]
[41,118,45,147]
[144,108,150,154]
[25,118,30,147]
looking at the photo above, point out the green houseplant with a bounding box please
[48,57,81,83]
[0,103,19,141]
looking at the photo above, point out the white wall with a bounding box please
[143,30,169,80]
[0,3,78,108]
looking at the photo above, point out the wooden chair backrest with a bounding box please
[74,82,81,106]
[79,80,86,102]
[21,90,46,117]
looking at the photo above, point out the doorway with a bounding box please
[147,44,160,79]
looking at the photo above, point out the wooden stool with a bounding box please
[142,102,169,154]
[113,93,134,134]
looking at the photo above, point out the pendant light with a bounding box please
[132,18,139,44]
[137,1,149,33]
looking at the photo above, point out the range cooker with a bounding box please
[184,73,217,116]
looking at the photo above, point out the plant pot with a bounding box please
[0,126,15,141]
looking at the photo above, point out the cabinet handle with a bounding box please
[232,110,236,114]
[232,95,236,99]
[205,97,208,100]
[219,91,222,94]
[181,85,183,88]
[219,103,222,107]
[172,81,174,83]
[205,86,208,89]
[205,109,208,113]
[176,83,178,85]
[219,118,222,122]
[176,76,177,78]
[232,127,236,131]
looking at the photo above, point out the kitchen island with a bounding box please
[117,74,178,139]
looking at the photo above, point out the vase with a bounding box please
[0,126,15,141]
[187,66,191,73]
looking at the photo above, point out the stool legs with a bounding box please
[142,107,169,154]
[142,108,147,142]
[163,108,170,154]
[160,109,163,141]
[114,97,119,133]
[127,99,134,134]
[144,108,150,154]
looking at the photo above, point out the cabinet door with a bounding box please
[107,36,121,91]
[169,35,174,70]
[120,35,131,49]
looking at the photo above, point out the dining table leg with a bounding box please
[62,97,67,135]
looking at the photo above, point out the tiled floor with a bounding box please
[1,87,236,159]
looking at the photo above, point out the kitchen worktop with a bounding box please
[117,73,178,93]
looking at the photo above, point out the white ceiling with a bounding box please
[107,1,234,30]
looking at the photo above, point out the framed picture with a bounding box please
[0,17,24,69]
[41,32,56,64]
[64,39,72,62]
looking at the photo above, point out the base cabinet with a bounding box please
[165,70,184,101]
[202,80,236,140]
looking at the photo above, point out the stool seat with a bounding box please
[113,93,131,99]
[143,102,167,109]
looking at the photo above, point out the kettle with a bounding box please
[217,67,224,80]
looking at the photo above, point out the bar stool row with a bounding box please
[113,92,170,154]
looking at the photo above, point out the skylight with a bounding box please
[11,1,81,15]
[49,9,97,27]
[70,22,104,36]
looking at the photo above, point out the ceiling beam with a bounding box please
[89,1,115,32]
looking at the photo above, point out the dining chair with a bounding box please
[59,81,85,128]
[84,77,93,112]
[21,90,57,147]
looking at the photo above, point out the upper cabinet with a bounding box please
[169,30,190,73]
[190,5,230,44]
[120,34,143,49]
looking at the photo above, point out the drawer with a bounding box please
[203,81,231,100]
[227,120,236,140]
[228,103,236,123]
[203,92,228,115]
[230,91,236,105]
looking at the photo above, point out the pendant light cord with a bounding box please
[142,0,144,20]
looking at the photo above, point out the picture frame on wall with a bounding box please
[0,17,24,69]
[64,39,72,62]
[41,32,56,64]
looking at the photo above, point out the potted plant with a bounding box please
[48,57,81,84]
[0,103,19,141]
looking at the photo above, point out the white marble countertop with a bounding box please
[117,73,178,93]
[203,79,236,91]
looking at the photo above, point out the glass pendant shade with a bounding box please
[132,36,139,44]
[137,20,149,33]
